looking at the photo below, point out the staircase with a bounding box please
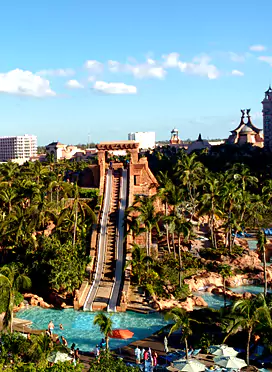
[91,168,121,311]
[83,169,112,311]
[108,169,128,312]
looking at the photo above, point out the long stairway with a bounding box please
[108,169,128,312]
[91,168,121,310]
[83,169,112,311]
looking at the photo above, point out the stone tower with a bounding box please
[170,128,181,144]
[262,86,272,151]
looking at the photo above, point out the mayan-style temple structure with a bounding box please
[227,109,264,147]
[170,128,181,145]
[262,86,272,151]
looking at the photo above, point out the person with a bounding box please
[48,320,54,336]
[144,348,150,372]
[27,333,31,341]
[70,343,76,356]
[75,348,80,362]
[135,345,141,364]
[59,323,64,330]
[140,347,145,362]
[164,336,169,353]
[94,345,100,359]
[152,351,158,367]
[55,336,60,345]
[100,338,106,350]
[61,336,68,347]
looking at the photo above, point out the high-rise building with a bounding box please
[0,135,37,162]
[262,86,272,151]
[128,132,155,149]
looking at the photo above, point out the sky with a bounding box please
[1,0,272,145]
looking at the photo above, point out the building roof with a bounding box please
[231,109,261,135]
[46,141,65,147]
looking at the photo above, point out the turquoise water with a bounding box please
[231,285,271,294]
[248,240,257,250]
[17,307,168,352]
[193,292,229,309]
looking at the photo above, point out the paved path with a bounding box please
[83,170,113,311]
[108,169,128,312]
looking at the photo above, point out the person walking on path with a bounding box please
[164,336,169,353]
[135,346,141,364]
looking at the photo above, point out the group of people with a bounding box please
[94,338,107,358]
[47,320,80,366]
[134,346,158,371]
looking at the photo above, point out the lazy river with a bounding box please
[17,307,168,352]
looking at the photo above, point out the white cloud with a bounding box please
[88,76,96,82]
[0,69,56,97]
[162,52,180,68]
[178,55,219,79]
[66,79,84,89]
[108,59,166,79]
[37,68,75,77]
[84,60,103,74]
[258,56,272,66]
[108,60,122,73]
[250,44,266,52]
[228,52,246,63]
[93,81,137,94]
[231,69,244,76]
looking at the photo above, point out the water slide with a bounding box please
[107,169,128,312]
[83,169,113,311]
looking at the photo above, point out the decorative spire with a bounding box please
[197,133,202,141]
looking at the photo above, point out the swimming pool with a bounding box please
[230,285,271,294]
[193,292,229,309]
[17,307,168,352]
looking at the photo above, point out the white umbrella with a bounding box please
[209,345,238,357]
[47,351,72,363]
[214,356,247,369]
[171,359,206,372]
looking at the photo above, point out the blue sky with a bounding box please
[0,0,272,145]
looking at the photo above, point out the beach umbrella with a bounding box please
[214,356,247,369]
[109,329,134,339]
[209,345,238,357]
[171,359,206,372]
[47,351,72,363]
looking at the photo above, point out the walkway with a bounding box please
[83,169,113,311]
[108,169,128,312]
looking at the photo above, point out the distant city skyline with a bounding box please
[0,0,271,145]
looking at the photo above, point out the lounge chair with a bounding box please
[192,349,201,357]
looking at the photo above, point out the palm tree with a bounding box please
[200,176,221,249]
[127,243,153,285]
[257,230,268,297]
[231,163,258,193]
[218,264,233,307]
[175,152,203,220]
[127,195,160,256]
[93,312,113,350]
[165,307,194,359]
[223,294,271,365]
[157,171,172,253]
[71,184,96,247]
[0,264,31,332]
[0,188,18,214]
